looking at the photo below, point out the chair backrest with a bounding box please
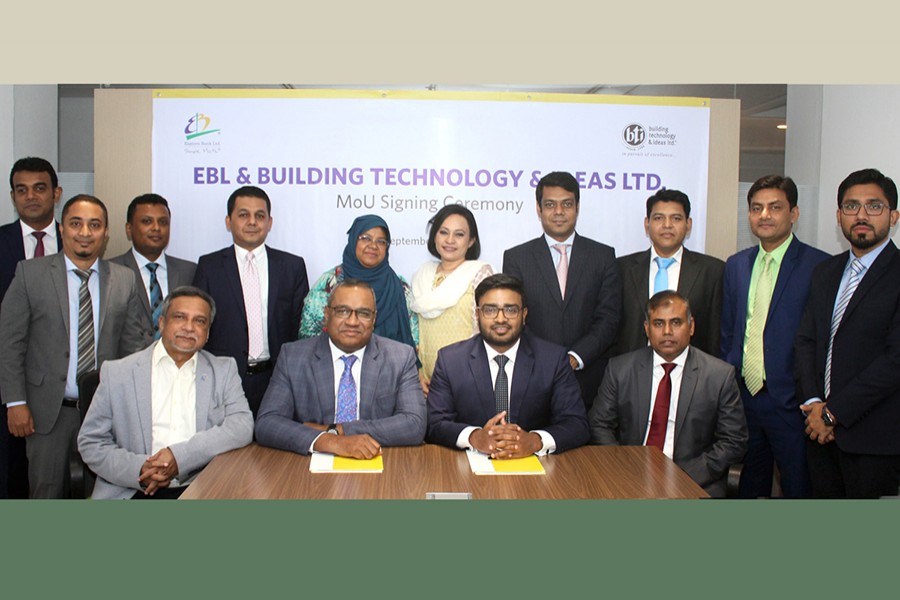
[76,369,101,423]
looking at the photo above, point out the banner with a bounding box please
[152,90,710,282]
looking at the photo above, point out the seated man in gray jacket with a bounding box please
[78,287,253,499]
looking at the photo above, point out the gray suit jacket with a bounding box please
[255,334,426,454]
[0,254,148,433]
[589,346,747,497]
[77,345,254,499]
[614,247,724,356]
[109,250,197,339]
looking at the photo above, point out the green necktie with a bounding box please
[743,254,773,395]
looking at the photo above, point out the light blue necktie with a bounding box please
[335,355,358,423]
[653,257,676,294]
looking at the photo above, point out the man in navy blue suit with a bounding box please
[1,157,63,498]
[193,186,309,417]
[720,175,828,498]
[426,274,589,456]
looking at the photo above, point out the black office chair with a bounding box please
[69,369,100,499]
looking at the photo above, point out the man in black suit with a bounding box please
[1,157,63,498]
[193,186,309,417]
[503,171,621,410]
[796,168,900,498]
[614,188,724,357]
[109,194,196,341]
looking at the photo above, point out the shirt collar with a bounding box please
[64,255,98,273]
[652,346,690,368]
[328,338,366,365]
[234,244,267,262]
[544,232,576,249]
[650,245,684,263]
[483,337,521,365]
[757,233,793,266]
[20,220,58,239]
[132,247,168,270]
[850,237,891,271]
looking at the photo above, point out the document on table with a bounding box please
[466,450,546,475]
[309,452,384,473]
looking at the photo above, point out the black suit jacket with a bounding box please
[795,240,900,455]
[192,245,309,376]
[614,247,724,356]
[503,234,621,408]
[426,332,589,453]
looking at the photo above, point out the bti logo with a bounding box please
[623,123,646,149]
[184,113,221,140]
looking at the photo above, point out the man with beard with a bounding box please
[796,168,900,498]
[426,274,589,457]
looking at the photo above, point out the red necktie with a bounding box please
[646,362,676,450]
[32,231,46,258]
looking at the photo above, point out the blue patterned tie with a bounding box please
[147,262,163,340]
[335,355,358,423]
[825,258,864,397]
[654,257,676,294]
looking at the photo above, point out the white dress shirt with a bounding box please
[642,347,689,459]
[455,338,557,455]
[20,220,58,258]
[233,244,270,362]
[150,341,198,486]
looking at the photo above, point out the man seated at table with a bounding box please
[77,287,254,499]
[255,279,425,459]
[589,290,747,497]
[426,274,589,457]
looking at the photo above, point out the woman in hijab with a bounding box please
[410,205,493,395]
[299,214,418,356]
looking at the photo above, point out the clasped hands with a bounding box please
[468,411,541,459]
[308,422,382,460]
[800,402,835,445]
[138,447,179,496]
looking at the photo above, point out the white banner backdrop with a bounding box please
[152,91,710,283]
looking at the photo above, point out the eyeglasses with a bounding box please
[478,305,522,319]
[357,234,390,248]
[840,200,887,216]
[328,306,376,321]
[541,200,576,211]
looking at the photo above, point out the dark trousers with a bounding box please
[738,383,811,498]
[241,366,273,419]
[807,441,900,498]
[0,406,29,499]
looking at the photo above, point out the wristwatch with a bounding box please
[326,424,339,435]
[821,405,836,427]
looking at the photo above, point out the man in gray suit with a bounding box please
[78,287,253,499]
[614,189,724,356]
[590,291,747,497]
[0,195,148,498]
[256,279,425,459]
[109,194,196,341]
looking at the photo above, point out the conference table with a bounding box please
[180,443,709,499]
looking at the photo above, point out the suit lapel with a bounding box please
[469,338,497,421]
[563,235,589,305]
[531,238,564,307]
[265,246,278,344]
[134,346,154,454]
[674,349,699,448]
[97,259,112,335]
[508,334,535,424]
[768,237,799,317]
[677,248,699,297]
[359,336,380,420]
[736,246,759,326]
[222,247,247,318]
[194,352,213,430]
[635,348,653,440]
[50,254,70,334]
[125,251,152,318]
[313,335,337,423]
[841,242,897,326]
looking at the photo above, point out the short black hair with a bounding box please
[9,156,59,190]
[161,286,217,325]
[535,171,580,207]
[426,205,481,260]
[747,175,799,209]
[645,188,691,219]
[837,168,899,211]
[126,193,170,223]
[61,194,108,226]
[644,290,692,323]
[475,273,527,308]
[227,186,271,215]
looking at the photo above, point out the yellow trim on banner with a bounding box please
[152,88,710,108]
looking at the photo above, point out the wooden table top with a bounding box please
[180,443,709,500]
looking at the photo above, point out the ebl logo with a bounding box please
[623,123,646,149]
[184,113,221,140]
